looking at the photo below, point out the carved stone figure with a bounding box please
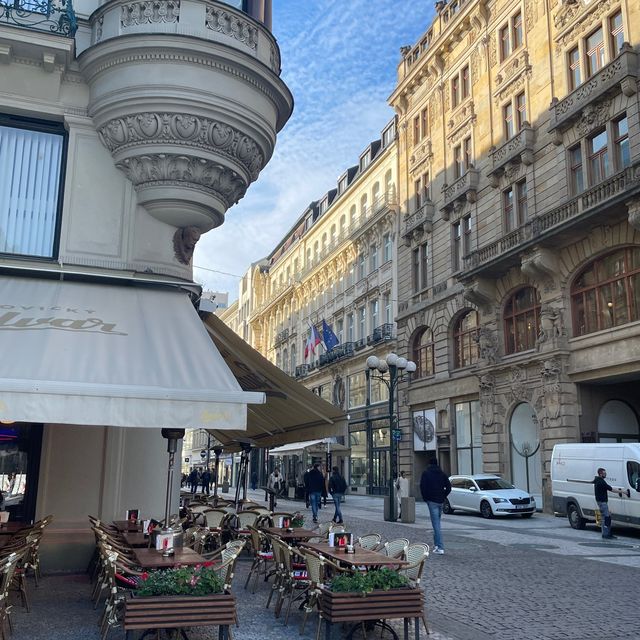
[476,326,498,363]
[537,305,564,345]
[478,374,496,431]
[173,226,201,265]
[540,358,562,421]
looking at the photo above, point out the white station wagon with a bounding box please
[444,474,536,519]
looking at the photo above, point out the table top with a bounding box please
[132,547,206,569]
[0,522,28,535]
[301,542,409,567]
[263,527,317,541]
[122,532,150,548]
[113,520,143,533]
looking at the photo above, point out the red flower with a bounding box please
[141,572,149,581]
[203,561,215,568]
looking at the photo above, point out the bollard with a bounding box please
[400,497,416,523]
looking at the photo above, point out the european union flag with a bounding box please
[322,319,339,352]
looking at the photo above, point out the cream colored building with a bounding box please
[0,0,291,569]
[390,0,640,508]
[223,120,404,494]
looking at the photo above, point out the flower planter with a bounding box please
[124,592,236,631]
[318,586,424,623]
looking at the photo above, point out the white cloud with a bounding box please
[194,0,434,298]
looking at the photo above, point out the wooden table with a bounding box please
[301,542,409,568]
[122,531,150,548]
[113,520,142,533]
[263,527,317,543]
[132,547,206,569]
[0,522,28,535]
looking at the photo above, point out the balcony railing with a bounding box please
[368,323,394,345]
[0,0,77,36]
[488,125,535,184]
[402,201,434,243]
[549,46,637,139]
[273,327,289,347]
[318,342,355,367]
[441,168,479,218]
[463,159,640,272]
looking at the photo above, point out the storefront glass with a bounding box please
[349,429,368,489]
[455,400,482,474]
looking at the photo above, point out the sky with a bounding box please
[193,0,436,301]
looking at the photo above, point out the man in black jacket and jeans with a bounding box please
[420,457,451,555]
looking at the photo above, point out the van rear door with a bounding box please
[623,458,640,527]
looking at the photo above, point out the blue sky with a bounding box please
[193,0,435,301]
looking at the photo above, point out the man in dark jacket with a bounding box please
[593,467,620,539]
[328,466,347,524]
[307,463,326,523]
[420,457,451,555]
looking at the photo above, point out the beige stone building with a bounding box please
[390,0,640,507]
[223,120,404,494]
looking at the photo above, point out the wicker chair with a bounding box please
[244,526,274,593]
[356,533,383,550]
[0,552,23,640]
[380,537,410,559]
[400,542,430,634]
[269,537,309,625]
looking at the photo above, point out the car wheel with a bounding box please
[521,512,534,519]
[442,499,454,515]
[567,502,586,530]
[480,500,493,519]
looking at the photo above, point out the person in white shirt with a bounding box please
[396,471,410,518]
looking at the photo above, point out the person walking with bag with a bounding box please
[307,463,325,523]
[328,466,347,524]
[420,457,451,555]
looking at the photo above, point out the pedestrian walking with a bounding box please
[328,466,347,524]
[396,470,409,518]
[250,470,258,491]
[268,467,284,508]
[303,466,311,508]
[593,467,621,539]
[420,457,451,555]
[201,468,211,495]
[188,467,198,495]
[307,463,325,523]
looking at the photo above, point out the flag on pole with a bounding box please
[304,323,322,359]
[322,319,340,351]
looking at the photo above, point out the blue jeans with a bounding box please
[597,501,612,537]
[426,501,444,549]
[332,493,343,522]
[310,492,321,520]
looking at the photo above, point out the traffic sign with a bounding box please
[392,429,402,441]
[200,450,207,459]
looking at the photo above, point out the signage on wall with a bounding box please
[413,409,436,451]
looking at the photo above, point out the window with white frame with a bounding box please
[383,233,392,263]
[413,171,430,211]
[503,180,527,232]
[384,292,392,324]
[337,318,344,344]
[358,252,366,280]
[370,299,379,332]
[499,9,523,62]
[452,215,472,272]
[0,115,66,258]
[358,306,366,339]
[347,313,354,342]
[369,243,378,272]
[502,92,526,141]
[453,137,472,179]
[566,10,624,91]
[451,64,470,109]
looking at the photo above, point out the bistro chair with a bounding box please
[0,552,23,640]
[356,533,383,551]
[0,535,36,612]
[244,526,274,593]
[380,537,410,560]
[400,542,430,634]
[269,536,309,625]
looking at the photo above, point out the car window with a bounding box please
[627,461,640,490]
[475,478,514,490]
[450,478,466,489]
[463,479,474,490]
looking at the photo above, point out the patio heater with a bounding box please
[233,442,252,509]
[212,446,223,506]
[161,428,185,552]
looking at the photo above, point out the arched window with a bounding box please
[453,310,479,368]
[504,287,540,354]
[313,241,319,261]
[349,205,356,226]
[339,215,346,236]
[571,247,640,336]
[330,225,336,244]
[413,327,434,378]
[360,194,368,218]
[290,344,297,374]
[321,233,327,252]
[372,182,380,210]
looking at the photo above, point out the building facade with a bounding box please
[390,0,639,507]
[223,120,404,494]
[0,0,291,569]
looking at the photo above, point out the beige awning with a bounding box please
[269,438,351,457]
[203,313,347,452]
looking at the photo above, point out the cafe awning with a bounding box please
[0,276,264,429]
[203,313,347,451]
[268,438,350,457]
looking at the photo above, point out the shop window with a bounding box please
[455,401,482,474]
[504,287,540,354]
[347,372,366,408]
[453,310,479,368]
[571,247,640,336]
[413,327,435,379]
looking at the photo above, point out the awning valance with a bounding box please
[268,438,350,457]
[203,313,347,451]
[0,276,264,429]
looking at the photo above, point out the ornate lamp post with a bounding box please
[366,353,416,522]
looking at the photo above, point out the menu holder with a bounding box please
[278,516,292,529]
[126,509,140,524]
[328,532,353,548]
[156,531,174,555]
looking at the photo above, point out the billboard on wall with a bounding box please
[413,409,436,451]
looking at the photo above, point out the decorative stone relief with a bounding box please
[476,326,498,364]
[575,100,611,137]
[479,373,496,431]
[205,6,258,50]
[172,226,201,265]
[540,358,562,421]
[488,32,497,68]
[99,113,264,180]
[121,0,180,27]
[495,51,531,88]
[116,154,246,208]
[554,0,615,54]
[410,140,432,170]
[493,71,530,108]
[510,365,528,402]
[447,101,476,142]
[521,246,559,282]
[626,198,640,231]
[537,304,566,347]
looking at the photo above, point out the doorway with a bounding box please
[509,403,542,507]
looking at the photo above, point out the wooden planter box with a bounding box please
[124,592,236,631]
[318,586,424,623]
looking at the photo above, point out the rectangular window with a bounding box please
[453,221,462,271]
[420,242,429,291]
[369,244,378,272]
[503,102,514,140]
[384,292,392,324]
[569,145,584,194]
[517,180,528,223]
[586,27,605,77]
[454,144,463,179]
[383,233,392,262]
[370,299,379,332]
[413,115,421,145]
[588,129,609,183]
[347,372,366,408]
[412,247,421,292]
[568,47,581,90]
[414,178,422,210]
[358,307,366,339]
[503,186,515,232]
[451,75,459,108]
[422,171,430,201]
[421,108,428,139]
[358,252,366,280]
[463,137,472,172]
[609,10,624,56]
[0,118,65,258]
[461,65,470,100]
[614,115,630,170]
[347,313,354,342]
[512,11,523,50]
[455,401,483,474]
[462,215,472,257]
[516,92,527,130]
[500,24,510,61]
[337,319,344,344]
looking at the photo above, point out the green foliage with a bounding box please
[328,568,409,595]
[291,512,305,527]
[136,564,224,597]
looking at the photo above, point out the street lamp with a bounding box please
[366,353,416,522]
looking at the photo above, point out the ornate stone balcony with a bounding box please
[441,168,479,219]
[402,201,434,245]
[549,46,637,143]
[78,0,292,233]
[0,0,77,37]
[462,159,640,275]
[487,125,535,186]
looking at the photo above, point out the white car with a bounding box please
[443,474,536,519]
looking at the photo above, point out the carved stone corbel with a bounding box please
[521,247,559,283]
[463,277,496,309]
[627,198,640,231]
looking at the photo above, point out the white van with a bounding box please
[551,443,640,531]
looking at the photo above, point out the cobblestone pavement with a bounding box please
[10,490,640,640]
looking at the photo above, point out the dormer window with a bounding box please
[360,151,371,172]
[338,176,348,194]
[320,198,328,214]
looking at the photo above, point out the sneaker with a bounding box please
[432,546,444,555]
[313,517,318,523]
